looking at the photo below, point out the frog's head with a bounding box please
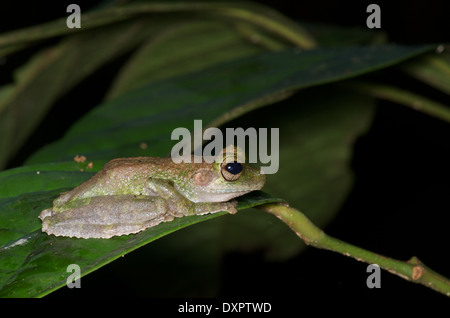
[176,146,266,203]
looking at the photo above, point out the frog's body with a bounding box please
[39,150,265,239]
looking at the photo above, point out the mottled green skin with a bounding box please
[39,156,265,238]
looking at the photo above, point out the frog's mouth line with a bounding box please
[202,189,258,194]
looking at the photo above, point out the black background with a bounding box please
[0,0,449,299]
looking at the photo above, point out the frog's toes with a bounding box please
[39,208,53,221]
[227,200,238,214]
[164,214,175,222]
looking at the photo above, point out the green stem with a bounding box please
[214,6,316,48]
[346,81,450,124]
[0,2,316,50]
[258,202,450,297]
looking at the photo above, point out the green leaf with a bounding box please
[0,43,435,297]
[262,88,374,227]
[0,162,96,200]
[0,188,280,297]
[0,1,316,50]
[0,18,164,169]
[106,20,267,100]
[27,44,434,165]
[401,45,450,95]
[346,81,450,123]
[217,87,375,261]
[302,22,387,46]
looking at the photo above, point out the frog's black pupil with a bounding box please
[225,162,243,175]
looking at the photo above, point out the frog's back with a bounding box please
[55,157,176,205]
[78,157,170,197]
[99,157,172,180]
[103,156,165,170]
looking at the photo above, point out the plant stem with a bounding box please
[258,202,450,297]
[346,81,450,124]
[214,6,316,48]
[0,2,316,50]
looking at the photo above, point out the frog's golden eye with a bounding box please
[221,162,243,181]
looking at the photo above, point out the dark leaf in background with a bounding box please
[0,0,448,298]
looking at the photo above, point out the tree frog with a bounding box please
[39,148,266,239]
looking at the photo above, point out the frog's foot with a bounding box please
[225,200,238,214]
[39,208,53,221]
[162,213,175,222]
[192,199,238,216]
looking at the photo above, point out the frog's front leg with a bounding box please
[147,178,238,217]
[190,200,238,215]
